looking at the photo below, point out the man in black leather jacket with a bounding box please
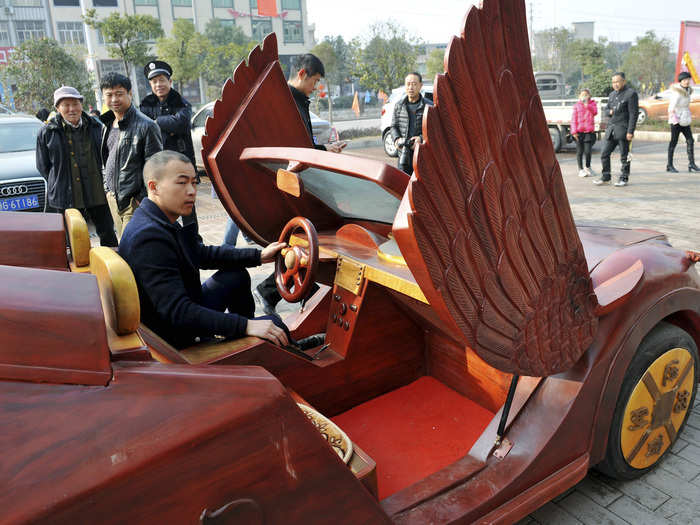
[100,72,162,237]
[390,72,433,175]
[594,72,639,187]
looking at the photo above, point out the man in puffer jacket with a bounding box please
[390,72,433,175]
[570,88,598,177]
[666,71,700,173]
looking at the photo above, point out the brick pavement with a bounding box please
[148,140,700,523]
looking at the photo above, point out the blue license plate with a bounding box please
[0,194,39,211]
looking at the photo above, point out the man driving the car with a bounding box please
[118,150,290,348]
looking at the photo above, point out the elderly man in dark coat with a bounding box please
[36,86,117,246]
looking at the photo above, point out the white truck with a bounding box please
[536,72,608,152]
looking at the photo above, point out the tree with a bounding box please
[533,27,574,75]
[201,19,255,100]
[203,18,250,48]
[623,31,674,94]
[353,22,419,92]
[1,38,95,112]
[155,19,208,92]
[426,48,445,80]
[83,10,163,78]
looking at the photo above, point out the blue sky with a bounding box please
[306,1,700,49]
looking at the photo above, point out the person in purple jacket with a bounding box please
[570,88,598,178]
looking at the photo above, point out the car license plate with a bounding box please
[0,194,39,211]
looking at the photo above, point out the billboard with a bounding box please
[676,21,700,83]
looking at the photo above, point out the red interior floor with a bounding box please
[332,376,494,499]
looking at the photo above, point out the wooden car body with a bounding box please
[2,0,700,522]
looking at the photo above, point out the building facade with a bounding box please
[1,0,315,106]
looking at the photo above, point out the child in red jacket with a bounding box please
[570,89,598,177]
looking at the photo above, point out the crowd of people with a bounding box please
[574,71,698,187]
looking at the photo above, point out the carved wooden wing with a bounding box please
[394,0,600,376]
[201,33,341,244]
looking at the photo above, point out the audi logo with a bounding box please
[0,185,28,196]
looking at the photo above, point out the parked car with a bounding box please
[638,86,700,124]
[191,100,336,171]
[0,114,47,212]
[380,84,434,157]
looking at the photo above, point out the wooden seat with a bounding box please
[88,248,265,364]
[64,209,91,272]
[89,247,148,356]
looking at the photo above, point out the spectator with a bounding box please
[100,72,162,237]
[571,88,598,177]
[140,60,198,227]
[254,53,344,316]
[89,109,101,119]
[666,71,700,173]
[390,72,433,175]
[594,72,638,187]
[36,86,117,247]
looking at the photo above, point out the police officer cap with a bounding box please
[678,71,692,82]
[144,60,172,80]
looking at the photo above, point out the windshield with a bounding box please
[0,121,42,153]
[261,161,401,224]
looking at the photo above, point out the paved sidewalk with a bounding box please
[187,141,700,523]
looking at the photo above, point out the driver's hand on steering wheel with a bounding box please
[246,319,289,346]
[260,241,287,263]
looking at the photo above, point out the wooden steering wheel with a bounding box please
[275,217,319,303]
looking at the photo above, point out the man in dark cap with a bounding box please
[140,60,198,226]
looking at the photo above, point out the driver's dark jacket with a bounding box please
[139,89,195,166]
[119,198,261,349]
[100,105,162,211]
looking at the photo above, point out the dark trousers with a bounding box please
[49,204,118,247]
[398,148,414,175]
[601,133,631,181]
[669,124,693,148]
[200,268,290,338]
[257,271,320,308]
[575,132,595,169]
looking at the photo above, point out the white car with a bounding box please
[191,101,336,171]
[380,85,433,157]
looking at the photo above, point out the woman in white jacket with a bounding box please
[667,71,700,173]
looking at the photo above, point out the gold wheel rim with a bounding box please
[621,347,695,469]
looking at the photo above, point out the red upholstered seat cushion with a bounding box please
[332,376,494,499]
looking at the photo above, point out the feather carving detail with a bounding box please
[403,0,599,376]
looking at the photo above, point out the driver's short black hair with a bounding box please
[100,72,131,92]
[294,54,325,78]
[613,71,626,79]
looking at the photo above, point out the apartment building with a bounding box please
[1,0,315,105]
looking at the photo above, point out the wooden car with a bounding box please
[1,0,699,522]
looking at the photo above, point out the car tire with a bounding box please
[383,130,398,157]
[597,322,699,480]
[549,126,562,153]
[637,108,647,125]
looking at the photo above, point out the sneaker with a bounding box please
[578,169,588,177]
[253,286,277,316]
[585,167,594,176]
[593,178,610,185]
[614,178,628,187]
